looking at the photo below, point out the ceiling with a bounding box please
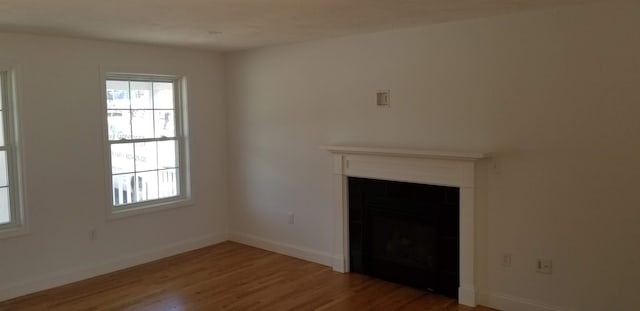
[0,0,599,51]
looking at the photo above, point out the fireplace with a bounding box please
[349,177,460,298]
[322,145,487,307]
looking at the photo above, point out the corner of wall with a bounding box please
[229,231,334,267]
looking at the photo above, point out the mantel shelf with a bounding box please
[320,145,489,161]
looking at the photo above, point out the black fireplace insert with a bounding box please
[348,177,459,299]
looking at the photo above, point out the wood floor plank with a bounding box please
[0,242,496,311]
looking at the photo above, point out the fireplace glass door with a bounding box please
[348,177,459,298]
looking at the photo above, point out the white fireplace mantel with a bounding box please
[321,145,488,307]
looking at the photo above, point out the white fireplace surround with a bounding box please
[322,145,488,307]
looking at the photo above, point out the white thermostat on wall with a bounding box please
[376,90,390,107]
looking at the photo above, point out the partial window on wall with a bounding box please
[103,73,190,217]
[0,66,26,238]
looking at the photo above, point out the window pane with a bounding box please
[131,81,153,109]
[106,80,130,109]
[131,110,154,139]
[0,151,7,187]
[107,110,131,140]
[0,187,9,224]
[0,113,5,146]
[153,82,173,109]
[155,110,175,138]
[111,143,134,174]
[134,142,158,172]
[158,168,178,199]
[136,171,159,201]
[112,173,134,206]
[157,140,177,169]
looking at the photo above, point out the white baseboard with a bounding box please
[479,292,570,311]
[229,231,333,267]
[331,255,346,272]
[0,232,228,302]
[458,285,477,307]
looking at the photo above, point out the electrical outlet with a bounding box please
[502,254,512,267]
[90,229,97,241]
[536,259,552,274]
[288,212,294,224]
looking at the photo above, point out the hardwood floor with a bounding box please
[0,242,496,311]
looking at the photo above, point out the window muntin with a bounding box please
[105,75,186,211]
[0,68,25,235]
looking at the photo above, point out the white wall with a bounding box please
[0,33,228,300]
[226,1,640,310]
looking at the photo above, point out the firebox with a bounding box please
[348,177,460,299]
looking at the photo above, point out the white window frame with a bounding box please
[101,72,191,219]
[0,64,27,239]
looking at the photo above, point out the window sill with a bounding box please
[108,197,193,220]
[0,224,29,239]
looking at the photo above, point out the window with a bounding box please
[0,66,26,237]
[104,73,189,215]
